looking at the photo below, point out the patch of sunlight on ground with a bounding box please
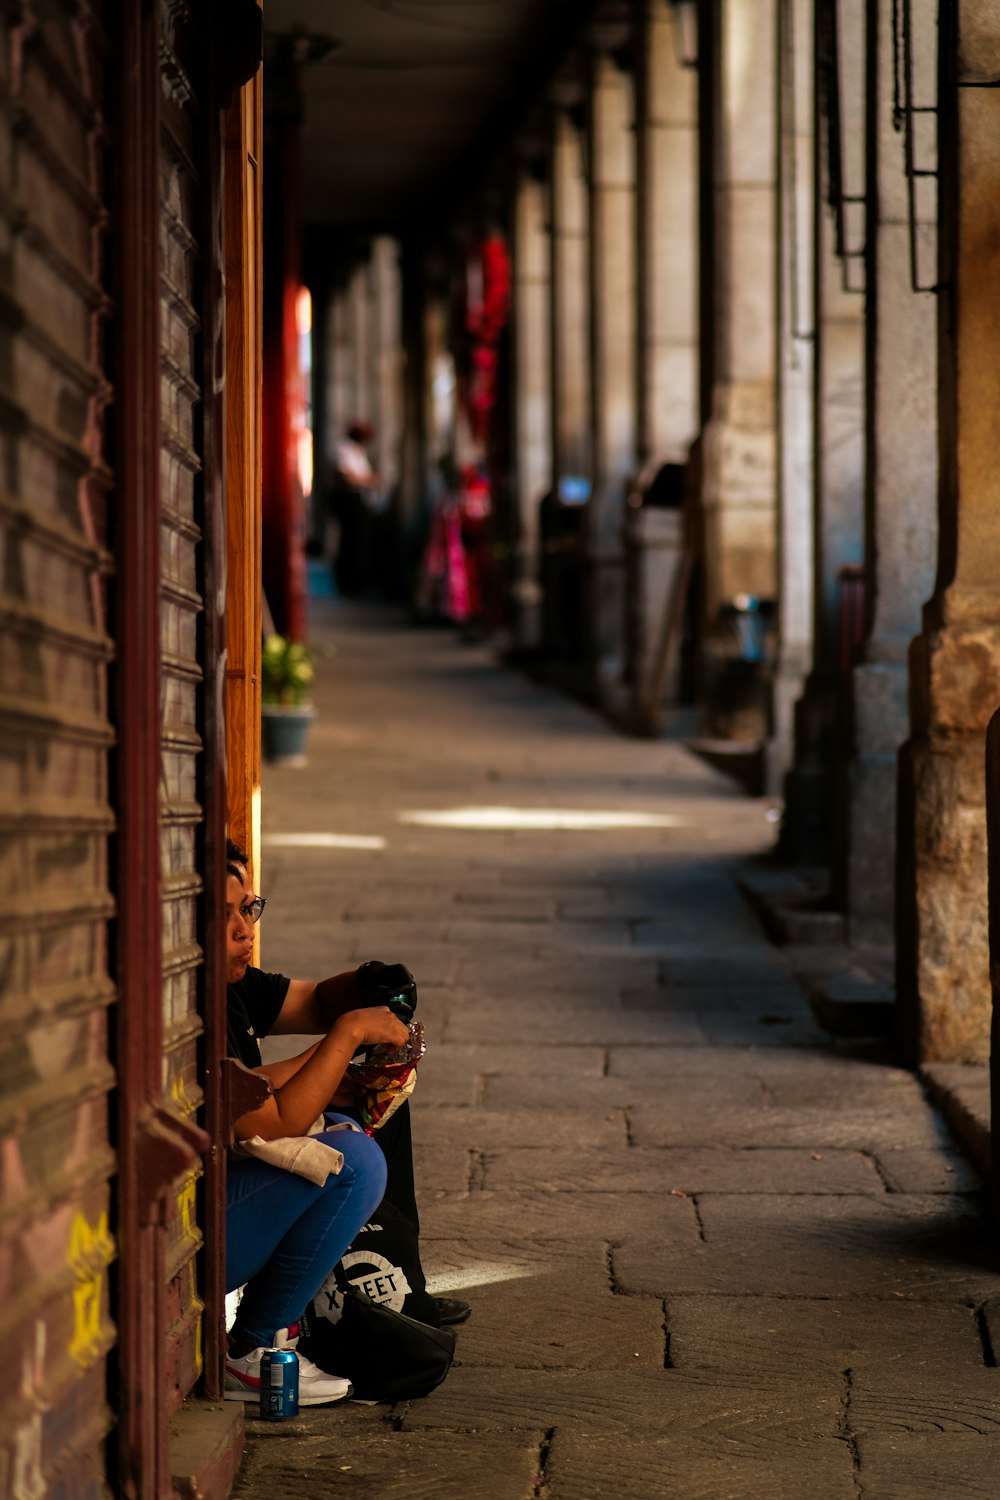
[399,806,684,832]
[263,832,388,850]
[425,1262,540,1294]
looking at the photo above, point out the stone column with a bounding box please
[625,2,699,721]
[423,282,454,479]
[636,0,698,467]
[348,257,373,426]
[897,4,1000,1064]
[370,237,402,506]
[845,0,937,950]
[546,98,591,668]
[368,236,403,588]
[549,102,590,486]
[699,0,778,624]
[511,168,552,650]
[781,0,865,863]
[326,288,352,446]
[318,288,352,563]
[586,40,637,695]
[769,0,816,794]
[397,248,428,542]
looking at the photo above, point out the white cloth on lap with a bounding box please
[231,1116,362,1186]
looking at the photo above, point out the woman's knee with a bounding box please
[323,1127,387,1203]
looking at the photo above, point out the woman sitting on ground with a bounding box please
[224,842,410,1404]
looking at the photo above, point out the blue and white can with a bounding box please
[259,1348,299,1420]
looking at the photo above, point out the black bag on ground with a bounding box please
[323,1199,439,1325]
[302,1272,456,1401]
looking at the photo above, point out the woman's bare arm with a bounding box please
[254,1041,320,1089]
[233,1006,408,1140]
[253,1042,360,1107]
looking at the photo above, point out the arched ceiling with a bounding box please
[264,0,593,232]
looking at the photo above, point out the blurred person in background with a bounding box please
[328,419,383,596]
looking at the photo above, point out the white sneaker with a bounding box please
[225,1323,352,1406]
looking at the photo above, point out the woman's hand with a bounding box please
[337,1005,410,1051]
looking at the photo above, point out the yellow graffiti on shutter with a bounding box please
[177,1169,200,1243]
[67,1209,116,1369]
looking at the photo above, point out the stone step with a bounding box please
[792,950,896,1039]
[920,1062,991,1181]
[734,863,846,947]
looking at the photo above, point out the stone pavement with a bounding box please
[231,599,1000,1500]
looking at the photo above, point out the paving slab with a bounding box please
[761,1071,932,1110]
[606,1043,810,1080]
[655,953,799,988]
[631,917,769,951]
[663,995,820,1025]
[628,1098,949,1151]
[453,952,662,995]
[544,1434,858,1500]
[621,985,809,1014]
[409,1103,628,1151]
[692,1010,831,1047]
[398,1368,843,1443]
[854,1433,1000,1500]
[478,1072,767,1113]
[666,1295,986,1377]
[848,1369,1000,1434]
[608,1043,919,1085]
[557,896,681,922]
[418,1236,570,1296]
[420,1185,699,1248]
[452,1272,667,1372]
[614,1195,1000,1301]
[443,1002,705,1047]
[874,1146,986,1195]
[640,938,817,964]
[749,1050,919,1086]
[232,1426,542,1500]
[418,1041,608,1087]
[485,1144,885,1196]
[409,1142,475,1197]
[409,1062,482,1110]
[445,919,559,954]
[608,1013,708,1046]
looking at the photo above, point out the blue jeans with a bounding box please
[227,1117,387,1347]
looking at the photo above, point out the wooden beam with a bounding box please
[224,74,263,896]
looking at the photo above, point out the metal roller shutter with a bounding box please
[0,4,117,1495]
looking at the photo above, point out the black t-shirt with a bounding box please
[227,967,290,1067]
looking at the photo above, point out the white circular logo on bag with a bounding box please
[339,1250,412,1312]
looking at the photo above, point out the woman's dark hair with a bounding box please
[226,838,249,882]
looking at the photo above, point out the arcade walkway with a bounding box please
[233,600,1000,1500]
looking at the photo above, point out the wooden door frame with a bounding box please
[113,0,230,1485]
[223,73,264,892]
[113,3,170,1493]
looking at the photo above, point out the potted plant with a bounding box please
[260,634,316,764]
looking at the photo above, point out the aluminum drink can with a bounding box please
[259,1349,299,1420]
